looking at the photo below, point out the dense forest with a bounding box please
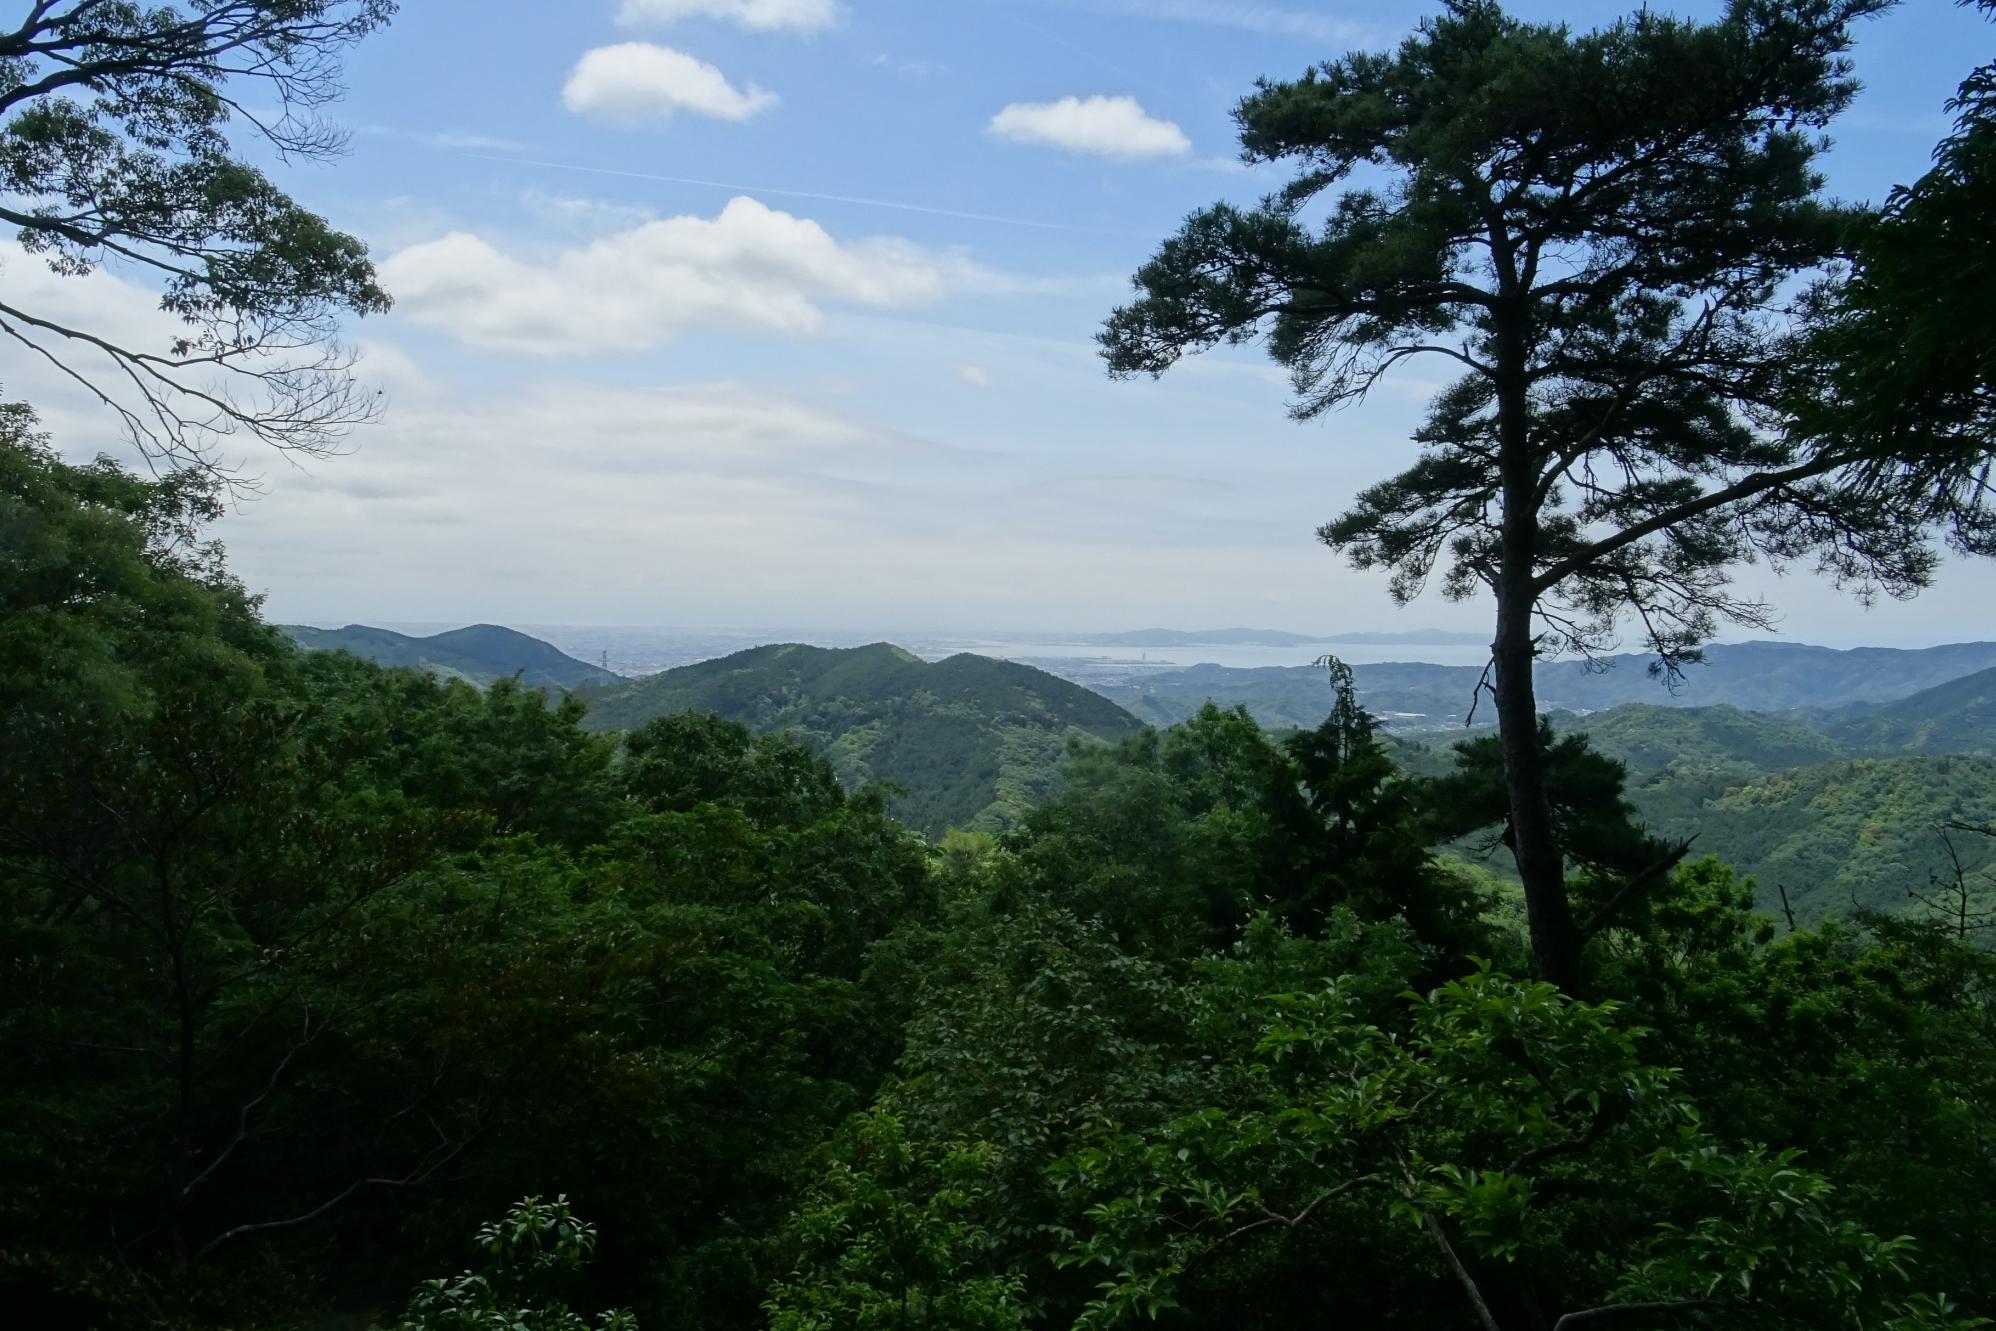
[5,1,1996,1330]
[11,422,1996,1331]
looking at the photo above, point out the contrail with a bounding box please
[459,153,1144,237]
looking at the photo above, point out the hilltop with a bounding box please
[282,623,623,690]
[579,642,1144,836]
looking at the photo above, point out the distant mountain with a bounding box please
[1558,704,1854,783]
[1323,630,1489,645]
[578,643,1143,836]
[1082,628,1324,648]
[282,623,623,690]
[1821,666,1996,756]
[1103,641,1996,732]
[1109,663,1362,731]
[1079,627,1485,648]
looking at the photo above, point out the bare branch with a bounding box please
[1580,839,1697,942]
[1552,1299,1706,1330]
[194,1127,474,1260]
[1218,1175,1383,1245]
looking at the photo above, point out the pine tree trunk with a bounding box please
[1491,300,1584,991]
[1491,580,1582,991]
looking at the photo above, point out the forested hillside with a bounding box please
[1111,641,1996,732]
[1825,666,1996,755]
[8,2,1996,1331]
[1395,699,1996,918]
[284,622,623,690]
[1653,756,1996,920]
[579,643,1144,834]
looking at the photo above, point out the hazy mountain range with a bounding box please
[279,622,1996,914]
[1108,640,1996,731]
[1076,627,1488,648]
[280,623,622,690]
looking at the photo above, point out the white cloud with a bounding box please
[616,0,841,32]
[519,188,658,232]
[561,43,777,125]
[413,130,532,152]
[378,196,972,356]
[1109,1,1379,44]
[956,364,995,388]
[354,124,533,153]
[872,53,939,78]
[987,95,1190,159]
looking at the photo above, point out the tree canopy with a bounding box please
[0,0,395,469]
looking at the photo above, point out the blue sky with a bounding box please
[24,0,1995,641]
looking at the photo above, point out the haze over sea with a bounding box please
[321,623,1499,682]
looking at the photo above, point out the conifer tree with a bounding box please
[1099,0,1990,987]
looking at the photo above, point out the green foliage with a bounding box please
[1644,756,1996,919]
[1424,717,1673,883]
[1003,695,1483,957]
[766,1112,1027,1331]
[0,417,940,1329]
[581,642,1144,836]
[1596,859,1996,1314]
[1055,967,1977,1330]
[390,1196,636,1331]
[0,1,396,463]
[1794,0,1996,549]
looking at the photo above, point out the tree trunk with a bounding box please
[1492,579,1582,991]
[1490,299,1584,992]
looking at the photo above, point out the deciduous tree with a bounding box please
[0,0,395,470]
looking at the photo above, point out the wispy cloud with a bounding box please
[1106,0,1381,45]
[353,123,533,153]
[1003,12,1170,101]
[617,0,842,33]
[457,152,1148,236]
[518,188,659,231]
[871,53,941,78]
[415,130,534,152]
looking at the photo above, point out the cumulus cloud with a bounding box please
[616,0,842,32]
[378,196,974,356]
[561,43,776,125]
[956,364,995,388]
[987,95,1190,159]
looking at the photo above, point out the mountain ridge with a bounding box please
[1104,640,1996,732]
[578,642,1143,836]
[281,622,623,690]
